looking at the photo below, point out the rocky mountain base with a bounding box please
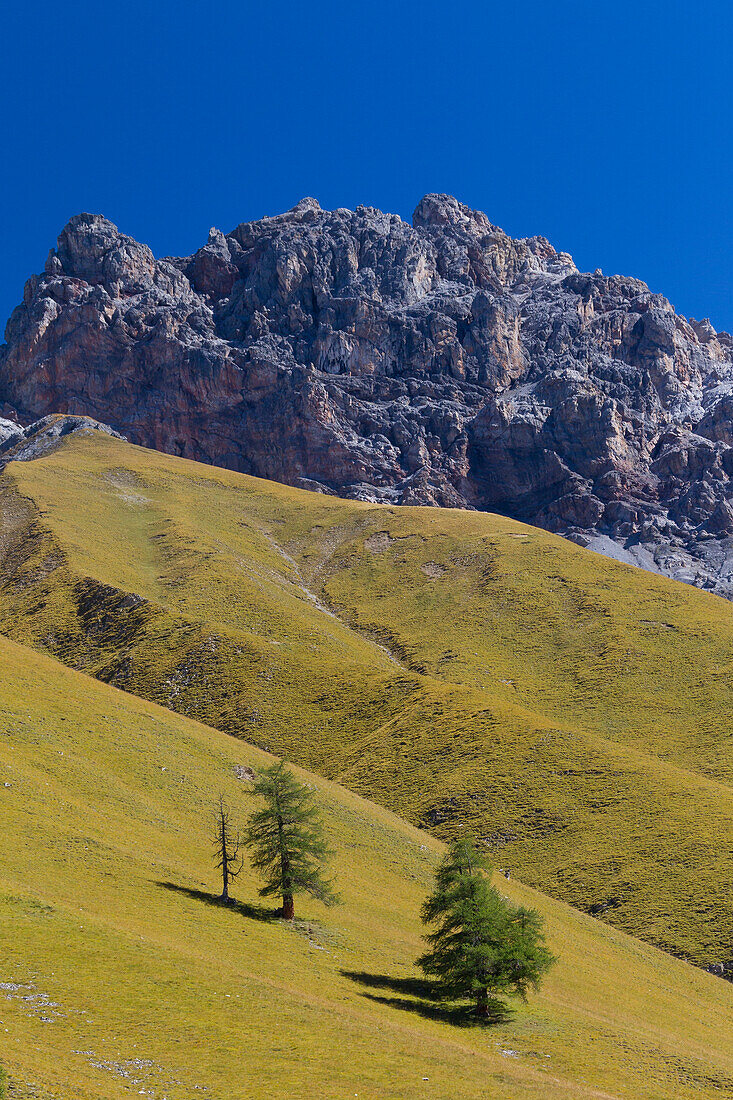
[3,195,733,595]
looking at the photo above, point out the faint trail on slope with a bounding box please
[253,524,406,671]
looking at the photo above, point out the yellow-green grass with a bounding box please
[1,632,732,1099]
[0,427,732,969]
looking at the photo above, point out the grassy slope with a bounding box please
[0,632,732,1100]
[0,428,732,969]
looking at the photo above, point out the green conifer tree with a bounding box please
[244,760,337,919]
[417,837,554,1018]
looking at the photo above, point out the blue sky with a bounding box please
[2,1,732,330]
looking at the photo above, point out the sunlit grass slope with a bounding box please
[1,633,731,1100]
[1,426,732,969]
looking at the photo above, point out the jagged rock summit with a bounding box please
[3,195,733,595]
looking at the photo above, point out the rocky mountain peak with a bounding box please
[413,192,496,232]
[291,196,322,213]
[2,195,733,596]
[49,212,155,293]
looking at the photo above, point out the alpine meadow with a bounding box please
[3,6,733,1089]
[0,423,731,980]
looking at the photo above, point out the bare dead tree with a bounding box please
[213,795,242,903]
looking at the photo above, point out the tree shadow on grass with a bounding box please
[340,970,514,1027]
[155,881,280,923]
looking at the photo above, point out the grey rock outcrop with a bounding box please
[3,197,733,595]
[0,414,124,467]
[0,417,23,452]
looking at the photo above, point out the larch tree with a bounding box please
[213,795,242,903]
[417,836,555,1018]
[244,760,337,919]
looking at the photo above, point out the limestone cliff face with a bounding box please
[3,195,733,594]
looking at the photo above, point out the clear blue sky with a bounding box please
[2,1,732,331]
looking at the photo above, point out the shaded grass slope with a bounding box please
[0,426,732,969]
[0,633,732,1099]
